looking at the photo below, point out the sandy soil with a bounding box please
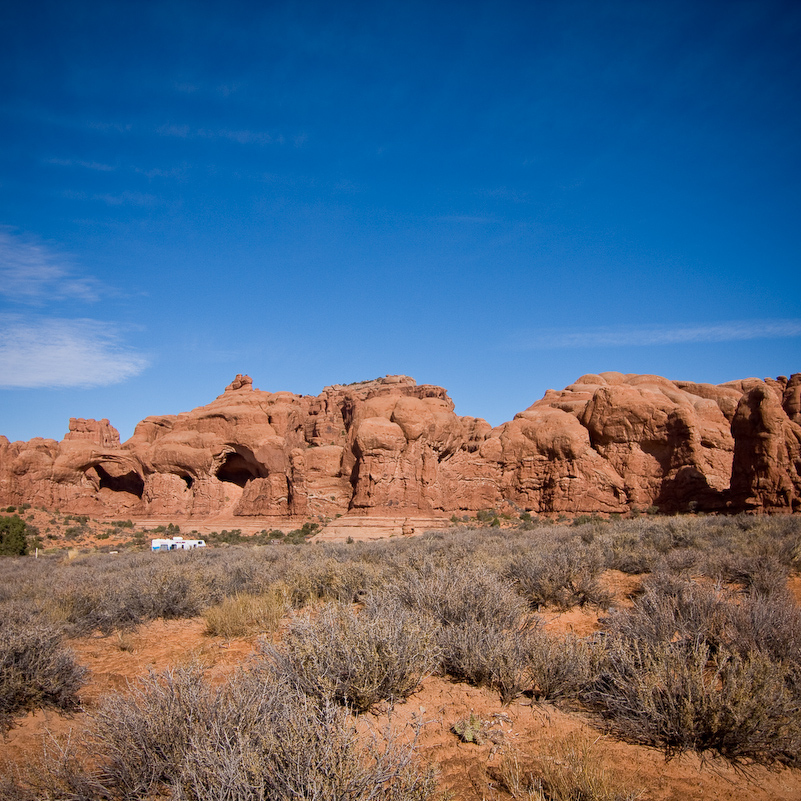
[3,573,801,800]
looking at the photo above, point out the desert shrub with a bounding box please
[599,528,658,574]
[381,561,546,703]
[505,542,610,610]
[89,666,214,798]
[52,665,437,801]
[607,573,801,670]
[203,587,288,638]
[385,561,526,630]
[708,552,789,597]
[604,574,734,652]
[663,546,698,572]
[726,587,801,671]
[586,637,801,766]
[0,515,30,556]
[587,571,801,766]
[283,556,379,606]
[48,552,214,635]
[526,629,599,702]
[0,778,37,801]
[438,618,535,704]
[0,605,85,730]
[263,596,439,713]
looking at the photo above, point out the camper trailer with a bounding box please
[151,536,206,552]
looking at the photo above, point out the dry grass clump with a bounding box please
[17,665,438,801]
[203,586,288,638]
[263,595,440,713]
[494,732,641,801]
[0,604,85,730]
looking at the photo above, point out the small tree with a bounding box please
[0,515,29,556]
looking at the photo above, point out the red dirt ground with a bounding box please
[3,576,801,800]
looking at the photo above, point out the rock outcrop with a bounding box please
[1,372,799,518]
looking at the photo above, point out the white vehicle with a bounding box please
[151,536,206,552]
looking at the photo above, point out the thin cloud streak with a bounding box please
[513,319,801,350]
[156,123,286,145]
[0,317,148,388]
[45,157,116,171]
[0,228,101,302]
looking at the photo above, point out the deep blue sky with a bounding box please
[1,0,799,442]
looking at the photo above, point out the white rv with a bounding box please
[151,536,206,552]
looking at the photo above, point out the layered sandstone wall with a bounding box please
[1,371,799,518]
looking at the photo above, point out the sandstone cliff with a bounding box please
[1,372,799,518]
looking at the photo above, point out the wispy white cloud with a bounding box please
[93,191,162,207]
[0,228,101,303]
[58,190,163,207]
[0,316,148,388]
[45,157,116,172]
[512,319,801,350]
[156,123,285,145]
[133,164,186,179]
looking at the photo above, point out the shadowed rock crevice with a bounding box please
[92,464,145,498]
[215,449,267,488]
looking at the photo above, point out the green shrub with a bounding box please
[0,515,30,556]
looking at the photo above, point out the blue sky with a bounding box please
[1,0,799,442]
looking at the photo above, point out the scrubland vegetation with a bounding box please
[0,512,800,799]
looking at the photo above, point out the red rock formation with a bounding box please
[729,380,801,512]
[1,372,799,518]
[63,418,121,448]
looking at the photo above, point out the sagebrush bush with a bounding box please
[604,574,734,652]
[263,595,440,712]
[526,629,598,702]
[382,561,540,702]
[607,573,801,670]
[283,557,380,606]
[586,637,801,766]
[505,542,610,610]
[385,561,526,630]
[0,605,85,730]
[43,665,437,801]
[438,618,535,704]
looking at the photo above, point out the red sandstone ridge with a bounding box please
[0,372,799,519]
